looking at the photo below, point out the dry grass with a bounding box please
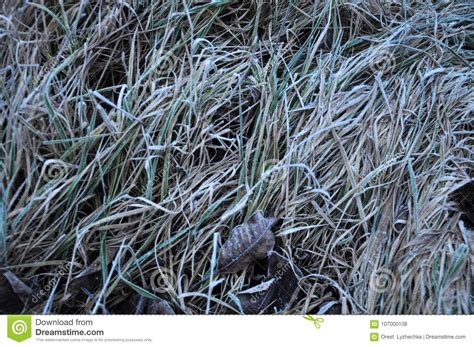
[0,0,473,314]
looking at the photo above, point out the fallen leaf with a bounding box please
[265,252,302,312]
[69,247,118,291]
[3,271,34,298]
[0,272,25,313]
[236,289,272,314]
[316,301,342,314]
[146,300,175,314]
[236,251,302,314]
[112,294,142,314]
[238,279,275,295]
[217,211,277,274]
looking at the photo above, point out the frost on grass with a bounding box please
[0,0,473,314]
[217,211,276,274]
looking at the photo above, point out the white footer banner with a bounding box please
[1,315,471,346]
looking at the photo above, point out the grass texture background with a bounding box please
[0,0,473,314]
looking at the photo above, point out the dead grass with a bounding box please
[0,0,473,314]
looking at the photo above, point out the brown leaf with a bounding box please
[2,271,34,298]
[267,252,302,312]
[0,271,33,314]
[236,290,273,314]
[236,252,302,314]
[146,300,175,315]
[217,211,277,274]
[236,278,275,314]
[69,247,118,291]
[316,301,342,314]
